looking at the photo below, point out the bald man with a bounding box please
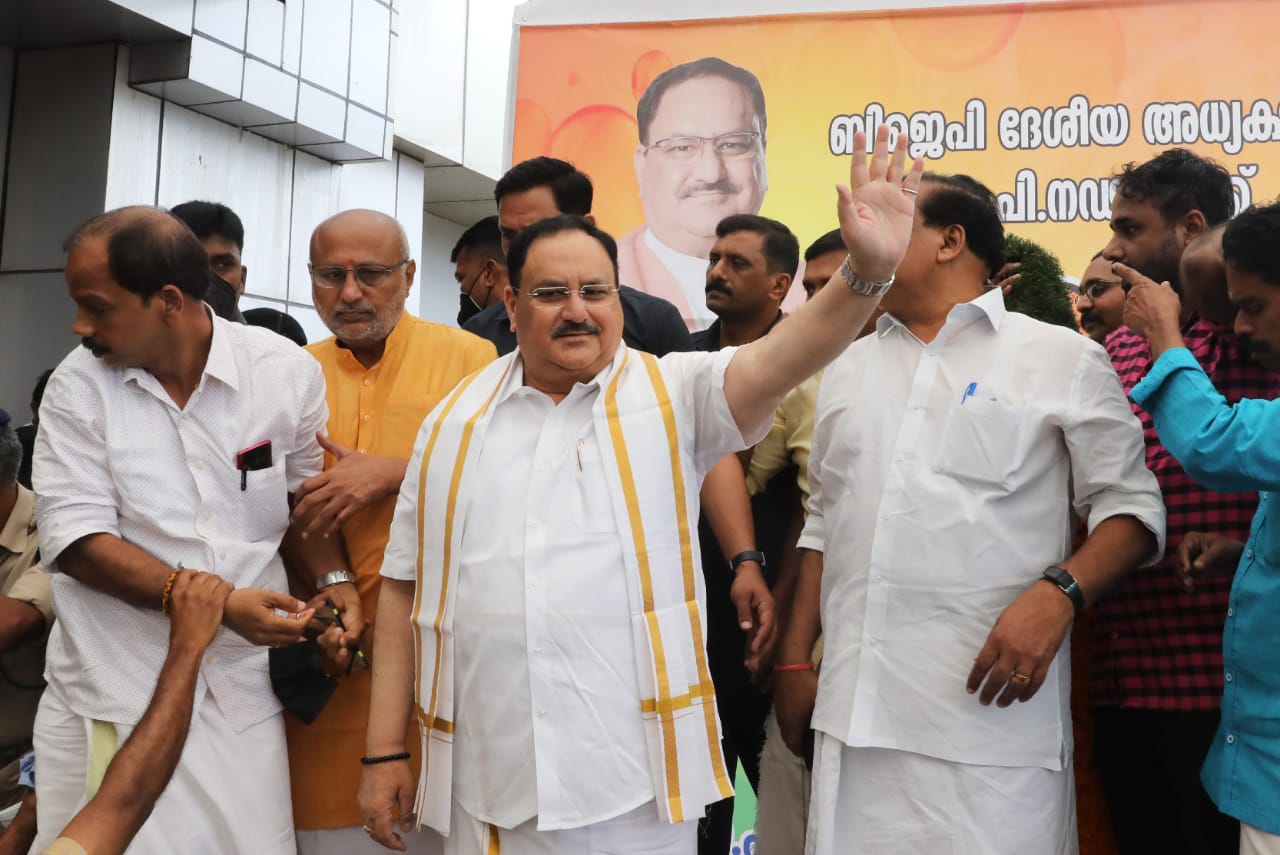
[32,206,342,854]
[286,209,495,854]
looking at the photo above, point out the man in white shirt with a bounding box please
[774,174,1166,855]
[31,207,360,854]
[358,126,922,855]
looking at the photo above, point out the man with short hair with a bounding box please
[621,57,802,329]
[690,213,799,854]
[360,128,921,855]
[1076,251,1126,343]
[1092,149,1278,855]
[1118,199,1280,855]
[0,412,51,819]
[31,206,347,855]
[170,200,249,300]
[452,216,507,327]
[465,157,693,357]
[776,173,1165,854]
[287,209,495,855]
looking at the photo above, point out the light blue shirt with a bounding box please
[1131,346,1280,833]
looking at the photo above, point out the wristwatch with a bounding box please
[729,550,766,575]
[1041,564,1084,614]
[315,570,357,592]
[839,256,895,298]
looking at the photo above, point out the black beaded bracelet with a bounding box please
[360,752,411,766]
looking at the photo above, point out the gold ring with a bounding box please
[902,187,919,196]
[1011,671,1031,685]
[362,825,373,834]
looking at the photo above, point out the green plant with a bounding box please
[1001,233,1078,331]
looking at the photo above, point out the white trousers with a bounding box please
[32,688,296,855]
[806,731,1077,855]
[1242,824,1280,855]
[297,825,444,855]
[753,710,809,854]
[445,800,696,855]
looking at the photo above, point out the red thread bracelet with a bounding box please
[774,661,815,672]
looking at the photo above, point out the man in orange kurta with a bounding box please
[286,209,495,854]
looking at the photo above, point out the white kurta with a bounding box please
[800,290,1164,851]
[31,316,327,853]
[381,344,771,835]
[800,289,1164,768]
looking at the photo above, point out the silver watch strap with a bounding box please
[839,256,895,297]
[316,570,356,591]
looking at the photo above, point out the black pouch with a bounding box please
[268,639,336,724]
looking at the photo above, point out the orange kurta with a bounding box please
[286,313,495,829]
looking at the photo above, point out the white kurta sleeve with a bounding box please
[33,360,120,568]
[285,356,328,492]
[1062,342,1166,565]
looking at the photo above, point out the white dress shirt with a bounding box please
[444,347,753,831]
[799,289,1164,770]
[34,317,327,731]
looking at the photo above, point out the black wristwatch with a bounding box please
[729,550,766,575]
[1041,564,1084,614]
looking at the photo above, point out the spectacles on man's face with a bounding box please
[521,283,620,308]
[1080,278,1123,301]
[644,132,761,162]
[309,259,409,289]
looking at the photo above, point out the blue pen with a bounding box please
[961,382,977,404]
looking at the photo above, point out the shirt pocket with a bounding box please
[935,395,1029,491]
[237,457,291,543]
[571,438,620,534]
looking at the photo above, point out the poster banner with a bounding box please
[513,0,1280,330]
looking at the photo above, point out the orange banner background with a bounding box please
[513,0,1280,279]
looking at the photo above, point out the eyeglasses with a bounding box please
[522,284,620,307]
[309,259,409,289]
[1080,278,1123,301]
[644,132,761,161]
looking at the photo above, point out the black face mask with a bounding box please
[457,291,484,326]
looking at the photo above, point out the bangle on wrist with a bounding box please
[775,661,815,672]
[728,550,766,576]
[360,752,410,766]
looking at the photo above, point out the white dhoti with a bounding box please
[753,710,811,854]
[1242,824,1280,855]
[805,731,1077,855]
[444,800,696,855]
[297,826,444,855]
[33,688,296,855]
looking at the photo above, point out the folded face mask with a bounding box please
[268,639,336,724]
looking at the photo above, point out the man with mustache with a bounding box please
[689,214,799,854]
[1076,251,1126,343]
[31,206,347,854]
[1116,199,1280,855]
[620,57,803,330]
[289,209,495,855]
[1091,149,1280,855]
[358,127,921,855]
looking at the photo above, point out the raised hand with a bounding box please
[837,124,925,285]
[1115,261,1182,342]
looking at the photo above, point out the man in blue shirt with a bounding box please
[1117,199,1280,853]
